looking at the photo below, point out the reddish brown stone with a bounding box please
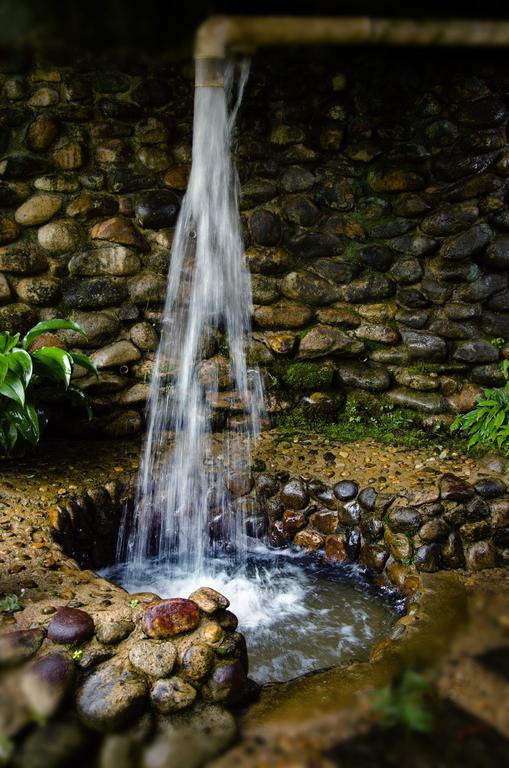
[268,520,289,548]
[294,529,325,551]
[143,598,200,638]
[253,303,313,329]
[282,509,306,536]
[325,533,348,562]
[47,607,95,644]
[309,509,339,535]
[439,473,475,502]
[91,216,149,252]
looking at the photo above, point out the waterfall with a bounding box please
[117,60,264,579]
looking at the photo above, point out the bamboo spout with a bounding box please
[194,15,509,86]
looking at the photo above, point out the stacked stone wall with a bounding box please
[1,50,509,434]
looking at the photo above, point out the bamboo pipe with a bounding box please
[194,15,509,86]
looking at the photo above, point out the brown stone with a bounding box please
[439,473,475,502]
[188,588,229,615]
[309,509,338,534]
[163,166,189,190]
[150,676,196,713]
[446,383,484,413]
[47,607,95,644]
[264,332,296,354]
[325,533,348,562]
[294,529,325,550]
[21,652,75,719]
[38,219,83,253]
[137,146,171,171]
[26,115,59,152]
[367,168,426,193]
[254,303,313,329]
[143,599,201,639]
[0,628,45,667]
[282,509,306,536]
[91,217,149,252]
[298,325,364,358]
[0,216,19,244]
[52,141,85,170]
[15,193,62,226]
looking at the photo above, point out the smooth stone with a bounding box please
[333,480,358,501]
[38,219,83,253]
[281,270,340,306]
[452,339,499,364]
[91,217,149,252]
[62,278,128,309]
[128,271,167,305]
[474,478,507,498]
[202,660,247,704]
[181,643,215,683]
[414,543,442,572]
[13,719,86,768]
[293,529,325,550]
[465,540,497,571]
[103,410,142,438]
[313,257,360,285]
[77,662,147,731]
[419,518,450,542]
[440,473,475,502]
[128,639,177,678]
[21,652,75,719]
[130,321,158,351]
[421,202,478,236]
[15,276,61,306]
[441,531,465,569]
[187,587,229,615]
[336,361,391,392]
[298,325,363,358]
[325,533,348,562]
[143,599,201,639]
[15,193,62,225]
[90,341,141,369]
[134,190,180,229]
[96,618,134,645]
[280,479,309,510]
[62,310,120,347]
[0,628,45,667]
[254,303,314,329]
[47,607,95,645]
[367,168,425,192]
[387,388,447,414]
[68,246,140,276]
[400,330,447,362]
[387,507,422,534]
[151,676,196,714]
[439,222,492,261]
[341,273,394,304]
[26,114,59,152]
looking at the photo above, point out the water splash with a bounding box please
[117,60,264,579]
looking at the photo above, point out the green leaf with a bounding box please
[22,319,86,350]
[32,347,73,387]
[0,372,25,406]
[0,332,20,354]
[69,352,98,378]
[8,348,32,387]
[66,385,92,420]
[0,355,8,384]
[4,402,39,446]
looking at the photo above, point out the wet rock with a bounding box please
[358,244,394,272]
[249,209,281,246]
[91,341,141,369]
[388,233,438,257]
[143,599,201,639]
[419,518,449,542]
[282,195,319,226]
[385,529,412,561]
[358,487,377,511]
[440,473,475,502]
[281,271,340,306]
[13,719,86,768]
[439,222,492,260]
[21,652,75,719]
[465,540,497,571]
[130,321,158,351]
[240,179,278,208]
[390,258,425,285]
[441,531,465,569]
[482,237,509,270]
[387,507,422,534]
[246,247,293,275]
[280,165,316,192]
[335,361,390,391]
[202,660,247,704]
[91,216,149,252]
[26,114,59,151]
[53,140,85,170]
[447,382,484,413]
[367,168,425,193]
[312,257,360,284]
[47,607,95,644]
[69,246,140,277]
[341,273,395,304]
[333,480,358,501]
[298,325,363,358]
[269,520,289,548]
[452,339,499,364]
[421,202,478,236]
[0,152,50,179]
[61,310,119,347]
[294,529,325,550]
[414,543,441,572]
[325,533,348,562]
[181,643,215,683]
[104,410,142,438]
[280,479,309,510]
[0,628,45,667]
[15,276,61,305]
[308,509,338,534]
[387,388,446,413]
[62,278,127,309]
[360,544,389,571]
[401,330,447,362]
[251,275,279,304]
[15,192,62,225]
[38,219,83,253]
[128,639,177,678]
[96,618,134,645]
[129,271,166,305]
[474,478,507,498]
[188,588,229,615]
[134,190,180,229]
[0,302,36,332]
[77,662,147,731]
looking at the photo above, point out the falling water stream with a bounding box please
[108,60,397,683]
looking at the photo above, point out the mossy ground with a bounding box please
[275,391,472,453]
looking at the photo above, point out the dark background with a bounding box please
[1,1,509,52]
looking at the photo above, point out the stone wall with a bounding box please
[1,49,509,435]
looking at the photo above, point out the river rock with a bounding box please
[128,639,177,678]
[280,479,309,510]
[62,310,119,347]
[38,219,83,252]
[387,506,422,534]
[298,325,363,358]
[91,341,141,369]
[77,662,147,731]
[202,660,247,704]
[452,339,499,364]
[53,140,85,170]
[91,217,149,251]
[181,643,215,683]
[465,540,497,570]
[254,303,313,328]
[151,676,197,713]
[336,361,390,392]
[0,628,45,667]
[15,192,62,225]
[26,114,59,151]
[68,246,141,276]
[188,588,229,614]
[474,478,507,498]
[439,222,492,260]
[482,237,509,270]
[96,618,135,645]
[341,273,394,303]
[130,321,158,351]
[333,480,358,501]
[414,543,442,571]
[281,270,340,305]
[62,277,128,309]
[387,388,446,413]
[421,201,478,236]
[47,607,95,644]
[143,599,201,639]
[401,330,447,362]
[294,529,325,550]
[134,190,180,229]
[21,652,75,719]
[439,473,475,502]
[15,276,61,305]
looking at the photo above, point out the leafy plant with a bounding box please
[0,319,97,456]
[451,360,509,456]
[0,593,23,613]
[371,669,435,733]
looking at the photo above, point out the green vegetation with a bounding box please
[451,360,509,456]
[0,593,23,613]
[277,391,465,451]
[282,361,334,390]
[0,319,96,457]
[371,669,435,733]
[0,736,14,765]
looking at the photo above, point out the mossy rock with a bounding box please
[282,361,335,390]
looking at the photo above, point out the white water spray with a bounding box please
[117,60,264,579]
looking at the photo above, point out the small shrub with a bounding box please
[371,669,435,733]
[0,319,97,456]
[0,593,23,613]
[451,360,509,456]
